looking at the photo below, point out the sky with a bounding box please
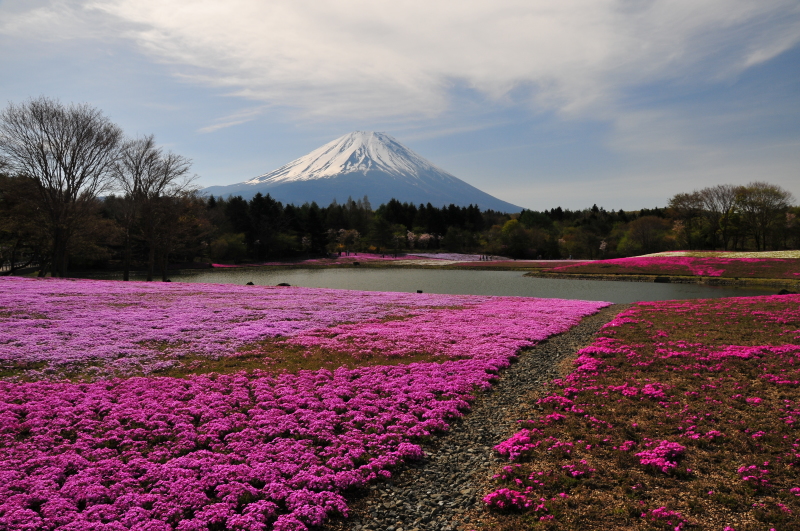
[1,0,799,211]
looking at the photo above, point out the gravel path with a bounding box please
[324,304,627,531]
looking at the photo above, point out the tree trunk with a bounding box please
[61,251,69,278]
[6,240,18,275]
[160,251,168,282]
[147,244,155,281]
[123,230,131,281]
[52,227,71,278]
[38,255,50,277]
[52,234,63,278]
[51,240,58,278]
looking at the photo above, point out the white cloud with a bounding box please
[3,0,799,120]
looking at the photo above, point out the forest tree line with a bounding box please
[1,97,798,279]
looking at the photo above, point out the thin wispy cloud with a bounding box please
[197,107,268,134]
[394,121,515,142]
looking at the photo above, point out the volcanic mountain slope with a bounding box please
[203,132,521,212]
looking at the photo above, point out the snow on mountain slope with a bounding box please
[203,132,522,212]
[245,131,460,185]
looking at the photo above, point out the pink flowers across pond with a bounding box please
[0,277,607,530]
[549,254,800,279]
[552,255,753,276]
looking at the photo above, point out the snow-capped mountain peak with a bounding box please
[245,131,454,185]
[203,131,521,212]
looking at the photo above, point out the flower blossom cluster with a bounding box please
[0,277,607,530]
[635,440,686,473]
[737,464,771,488]
[483,293,800,528]
[643,506,689,530]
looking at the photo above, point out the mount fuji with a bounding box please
[203,132,521,212]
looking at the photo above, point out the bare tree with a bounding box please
[152,191,208,281]
[667,192,704,249]
[112,139,194,281]
[699,184,739,250]
[0,97,122,276]
[138,149,194,280]
[736,182,795,251]
[111,135,160,280]
[624,216,672,255]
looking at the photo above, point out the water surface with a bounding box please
[91,268,775,304]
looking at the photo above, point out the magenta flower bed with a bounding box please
[457,260,591,268]
[2,277,432,378]
[286,296,586,360]
[547,255,800,279]
[0,277,607,530]
[0,278,598,378]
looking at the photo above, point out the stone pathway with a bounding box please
[324,304,626,531]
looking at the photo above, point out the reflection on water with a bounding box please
[85,268,777,304]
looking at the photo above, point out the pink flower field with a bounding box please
[457,260,590,269]
[0,277,607,530]
[546,255,800,280]
[482,294,800,530]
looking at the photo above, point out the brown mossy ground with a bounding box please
[473,295,800,531]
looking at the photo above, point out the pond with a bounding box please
[86,268,777,304]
